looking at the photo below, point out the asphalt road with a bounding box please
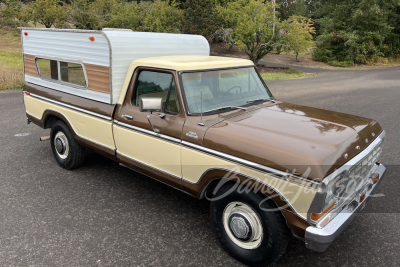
[1,66,399,266]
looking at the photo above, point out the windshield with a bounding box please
[180,67,273,114]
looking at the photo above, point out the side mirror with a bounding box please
[140,98,162,112]
[140,97,163,133]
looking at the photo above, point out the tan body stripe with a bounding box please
[181,146,316,218]
[113,124,182,179]
[112,121,316,218]
[24,96,115,150]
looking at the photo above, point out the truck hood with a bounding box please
[203,102,382,181]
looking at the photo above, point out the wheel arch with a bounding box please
[42,110,80,139]
[184,168,311,238]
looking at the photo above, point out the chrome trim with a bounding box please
[18,27,103,33]
[321,131,385,187]
[140,97,162,112]
[147,114,159,133]
[26,109,115,152]
[35,56,89,90]
[114,121,181,144]
[29,93,112,121]
[223,202,263,249]
[122,114,133,120]
[181,141,319,186]
[194,167,309,221]
[116,151,181,180]
[116,119,317,187]
[305,163,386,252]
[307,130,386,224]
[114,121,312,220]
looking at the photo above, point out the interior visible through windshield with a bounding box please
[180,67,273,114]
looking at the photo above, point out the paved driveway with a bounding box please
[0,66,399,266]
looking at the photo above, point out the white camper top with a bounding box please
[19,28,210,104]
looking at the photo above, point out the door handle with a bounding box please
[122,114,133,120]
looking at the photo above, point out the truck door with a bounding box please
[113,68,184,188]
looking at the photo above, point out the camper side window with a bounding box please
[36,59,58,80]
[60,62,86,86]
[36,58,87,88]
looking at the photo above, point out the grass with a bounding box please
[260,68,316,81]
[0,27,23,91]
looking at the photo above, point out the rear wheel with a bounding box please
[50,120,85,169]
[210,184,289,267]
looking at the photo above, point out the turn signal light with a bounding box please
[360,191,366,202]
[320,216,331,228]
[311,202,336,221]
[373,174,380,184]
[89,36,95,41]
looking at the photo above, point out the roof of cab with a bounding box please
[131,55,254,71]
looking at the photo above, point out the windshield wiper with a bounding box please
[246,98,276,104]
[204,106,247,113]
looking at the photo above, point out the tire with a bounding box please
[210,183,289,267]
[50,120,85,170]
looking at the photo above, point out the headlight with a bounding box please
[325,172,350,209]
[312,172,350,222]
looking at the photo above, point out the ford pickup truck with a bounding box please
[20,28,386,267]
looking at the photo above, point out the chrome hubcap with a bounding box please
[230,216,249,239]
[54,131,69,159]
[223,202,263,249]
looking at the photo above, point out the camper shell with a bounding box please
[19,28,210,104]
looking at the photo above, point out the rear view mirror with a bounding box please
[140,98,162,112]
[221,72,237,78]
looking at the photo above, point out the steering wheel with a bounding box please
[226,86,242,94]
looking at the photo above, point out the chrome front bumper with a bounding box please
[305,163,386,252]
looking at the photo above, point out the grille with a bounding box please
[349,139,384,186]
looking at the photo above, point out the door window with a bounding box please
[132,71,180,114]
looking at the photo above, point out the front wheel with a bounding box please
[210,184,289,267]
[50,120,85,170]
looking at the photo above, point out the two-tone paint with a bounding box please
[23,55,383,240]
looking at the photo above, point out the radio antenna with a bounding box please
[198,91,205,126]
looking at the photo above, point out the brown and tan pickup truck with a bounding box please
[20,28,386,266]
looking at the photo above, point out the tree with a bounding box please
[276,0,309,20]
[142,1,184,33]
[103,2,142,30]
[281,15,315,61]
[276,0,295,20]
[313,0,400,65]
[105,1,184,33]
[217,0,278,63]
[70,0,99,29]
[183,0,219,41]
[217,0,315,64]
[383,5,400,57]
[24,0,69,28]
[0,0,29,28]
[291,0,308,17]
[70,0,120,30]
